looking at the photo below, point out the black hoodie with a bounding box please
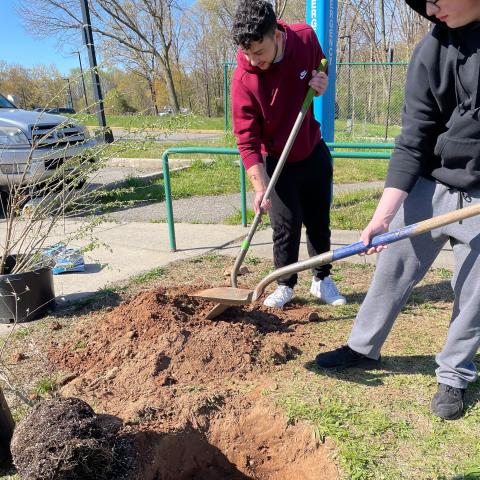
[386,0,480,192]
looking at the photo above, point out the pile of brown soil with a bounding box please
[50,286,312,424]
[46,286,337,479]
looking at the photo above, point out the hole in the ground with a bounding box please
[133,429,253,480]
[132,401,338,480]
[204,403,338,480]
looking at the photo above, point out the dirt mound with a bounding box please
[50,286,310,421]
[47,286,337,479]
[11,397,134,480]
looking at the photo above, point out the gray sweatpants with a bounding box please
[348,177,480,389]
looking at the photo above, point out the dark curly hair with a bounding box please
[232,0,278,50]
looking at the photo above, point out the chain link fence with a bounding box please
[335,62,408,142]
[223,62,408,142]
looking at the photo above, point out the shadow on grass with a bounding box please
[0,459,16,479]
[407,280,454,304]
[54,289,123,318]
[339,279,454,307]
[304,355,480,410]
[448,472,480,480]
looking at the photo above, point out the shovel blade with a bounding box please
[205,303,230,320]
[192,287,253,306]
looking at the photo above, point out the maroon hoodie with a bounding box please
[232,21,325,171]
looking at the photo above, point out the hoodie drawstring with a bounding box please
[449,187,472,224]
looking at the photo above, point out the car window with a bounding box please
[0,95,16,109]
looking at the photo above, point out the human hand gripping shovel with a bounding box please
[193,203,480,312]
[204,59,329,320]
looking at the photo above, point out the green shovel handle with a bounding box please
[301,58,328,111]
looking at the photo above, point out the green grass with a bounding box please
[330,188,383,229]
[333,157,388,184]
[99,157,243,208]
[103,134,391,175]
[78,113,399,138]
[103,132,236,159]
[73,339,87,350]
[77,113,224,130]
[100,152,387,213]
[105,138,228,159]
[130,267,165,285]
[33,377,57,397]
[12,327,31,338]
[334,119,401,141]
[220,116,401,141]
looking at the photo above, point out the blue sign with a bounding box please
[306,0,337,143]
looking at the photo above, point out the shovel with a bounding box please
[206,59,328,320]
[194,202,480,313]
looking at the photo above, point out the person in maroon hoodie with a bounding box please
[231,0,346,309]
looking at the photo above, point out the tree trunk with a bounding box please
[163,63,180,114]
[157,46,179,114]
[148,79,159,116]
[0,388,14,462]
[205,75,211,117]
[379,0,387,61]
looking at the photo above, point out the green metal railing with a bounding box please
[162,147,245,251]
[161,144,394,251]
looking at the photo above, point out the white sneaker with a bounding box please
[263,285,294,308]
[310,276,346,306]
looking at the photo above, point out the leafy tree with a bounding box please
[18,0,185,113]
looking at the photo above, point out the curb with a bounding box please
[107,157,218,170]
[101,166,189,191]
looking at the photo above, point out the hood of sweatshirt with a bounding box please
[405,0,480,30]
[405,0,440,23]
[385,1,480,192]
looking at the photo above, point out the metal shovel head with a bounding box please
[192,287,253,305]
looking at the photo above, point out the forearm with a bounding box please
[372,188,408,225]
[247,164,269,192]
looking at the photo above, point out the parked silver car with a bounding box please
[0,94,96,191]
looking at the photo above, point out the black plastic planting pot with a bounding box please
[0,256,55,324]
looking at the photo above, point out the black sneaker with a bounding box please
[315,345,380,369]
[431,383,466,420]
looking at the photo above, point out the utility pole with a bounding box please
[79,0,113,143]
[385,47,394,141]
[73,50,90,114]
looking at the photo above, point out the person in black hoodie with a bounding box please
[315,0,480,420]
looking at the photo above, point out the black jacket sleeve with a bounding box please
[385,35,443,192]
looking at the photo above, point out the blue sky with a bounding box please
[1,0,93,74]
